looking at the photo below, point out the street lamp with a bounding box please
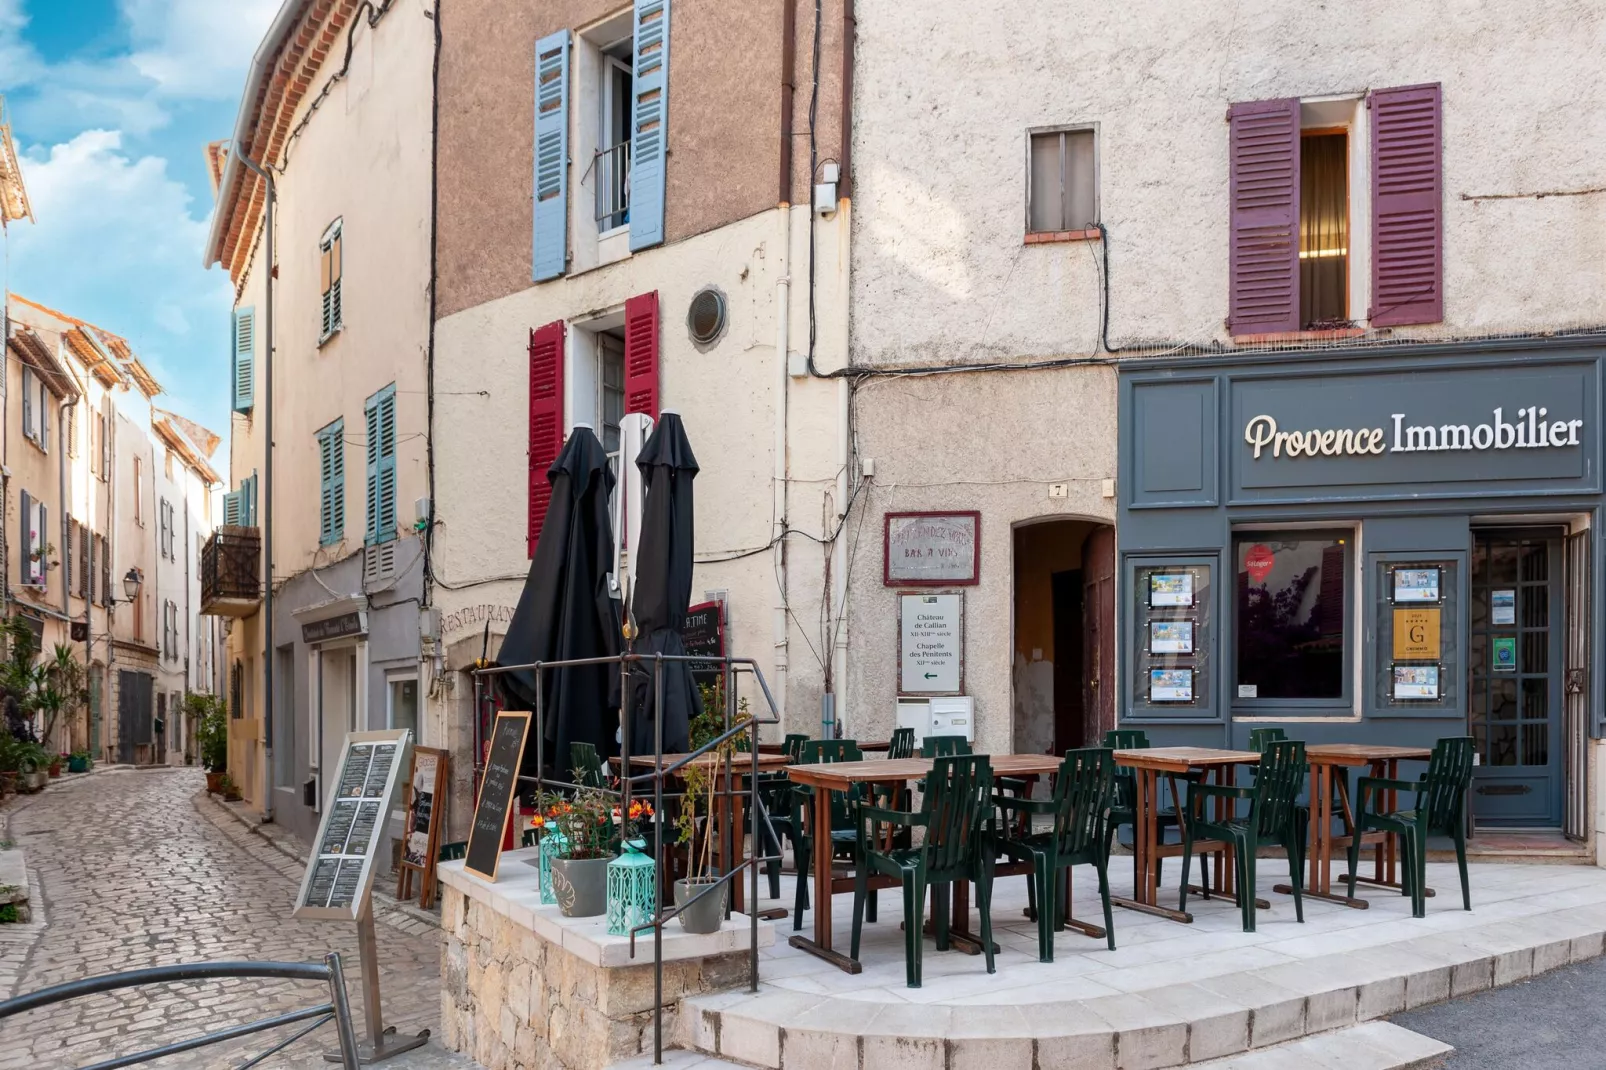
[119,567,142,604]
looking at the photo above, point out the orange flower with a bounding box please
[530,814,545,828]
[628,801,653,819]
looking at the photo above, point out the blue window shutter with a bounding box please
[241,474,258,528]
[19,490,30,586]
[365,384,397,544]
[233,308,256,413]
[319,420,345,545]
[223,490,241,527]
[629,0,670,251]
[21,367,32,440]
[532,31,570,282]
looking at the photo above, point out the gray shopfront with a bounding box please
[1117,341,1605,833]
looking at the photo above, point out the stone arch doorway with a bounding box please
[1012,518,1115,758]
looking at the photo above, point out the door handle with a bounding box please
[1475,784,1532,796]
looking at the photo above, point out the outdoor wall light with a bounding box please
[121,567,142,603]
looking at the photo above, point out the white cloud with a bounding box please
[125,0,284,100]
[7,130,234,428]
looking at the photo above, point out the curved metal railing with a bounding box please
[0,955,360,1070]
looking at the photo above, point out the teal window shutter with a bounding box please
[240,474,258,528]
[232,308,256,413]
[223,490,241,527]
[532,31,570,281]
[365,384,397,544]
[318,419,345,545]
[629,0,670,251]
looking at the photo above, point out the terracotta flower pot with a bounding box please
[47,763,61,778]
[205,771,225,794]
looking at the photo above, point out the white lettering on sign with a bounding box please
[900,593,962,694]
[1244,409,1583,460]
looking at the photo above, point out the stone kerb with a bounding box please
[438,850,773,1070]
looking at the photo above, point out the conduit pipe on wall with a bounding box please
[772,208,791,725]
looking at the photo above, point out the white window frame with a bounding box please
[385,670,420,741]
[319,217,344,345]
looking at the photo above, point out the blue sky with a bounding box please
[1,0,281,441]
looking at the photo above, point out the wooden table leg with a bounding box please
[729,778,747,913]
[1317,762,1331,895]
[1114,767,1194,922]
[788,784,863,971]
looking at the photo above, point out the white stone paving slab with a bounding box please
[676,862,1606,1068]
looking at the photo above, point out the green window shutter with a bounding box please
[319,419,345,545]
[239,474,258,528]
[365,384,397,544]
[223,490,241,527]
[233,307,256,413]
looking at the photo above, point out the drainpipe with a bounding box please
[772,0,796,729]
[237,153,275,824]
[58,398,69,624]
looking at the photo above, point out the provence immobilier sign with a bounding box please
[1245,407,1585,460]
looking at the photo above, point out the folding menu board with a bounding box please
[293,729,412,921]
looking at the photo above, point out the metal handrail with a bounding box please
[593,140,630,225]
[473,652,781,1065]
[0,955,360,1069]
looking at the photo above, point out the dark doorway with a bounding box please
[1013,520,1116,759]
[1470,531,1563,827]
[117,670,154,765]
[1051,570,1084,751]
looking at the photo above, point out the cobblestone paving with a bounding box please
[0,767,476,1069]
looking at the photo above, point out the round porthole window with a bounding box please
[687,286,728,348]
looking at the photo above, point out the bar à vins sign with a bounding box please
[884,512,980,586]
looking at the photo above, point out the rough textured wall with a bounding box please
[435,0,848,319]
[850,0,1606,366]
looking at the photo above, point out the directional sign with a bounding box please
[900,593,963,694]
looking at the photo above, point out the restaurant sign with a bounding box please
[884,512,980,585]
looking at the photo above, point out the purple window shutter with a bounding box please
[1227,98,1301,335]
[1369,83,1442,327]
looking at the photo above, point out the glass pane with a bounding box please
[1470,591,1488,628]
[1471,722,1487,759]
[601,334,625,455]
[1029,133,1064,232]
[1521,543,1548,583]
[1470,684,1487,718]
[1491,678,1518,720]
[1523,585,1549,628]
[1523,631,1548,674]
[1472,540,1488,583]
[1235,534,1347,699]
[390,678,418,737]
[1470,632,1487,665]
[1522,678,1548,720]
[1299,132,1348,326]
[1524,722,1549,767]
[1489,723,1519,766]
[1489,542,1519,584]
[1065,130,1096,231]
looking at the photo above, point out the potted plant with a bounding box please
[0,735,18,795]
[673,723,749,934]
[219,774,243,802]
[534,787,618,918]
[193,695,228,792]
[17,743,50,793]
[67,749,91,773]
[47,751,65,778]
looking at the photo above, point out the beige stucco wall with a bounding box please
[223,2,434,810]
[434,0,849,319]
[431,203,848,805]
[843,0,1606,755]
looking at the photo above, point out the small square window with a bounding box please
[1028,128,1097,234]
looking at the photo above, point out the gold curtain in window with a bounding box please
[1300,133,1348,327]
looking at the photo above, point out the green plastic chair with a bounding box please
[887,727,917,760]
[570,742,605,789]
[1102,729,1186,890]
[782,733,809,762]
[438,840,467,862]
[994,747,1117,957]
[791,739,866,929]
[922,735,971,758]
[851,755,997,988]
[1179,739,1307,931]
[1246,728,1344,856]
[1346,736,1474,918]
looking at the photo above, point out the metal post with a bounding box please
[745,661,758,992]
[653,654,664,1065]
[325,953,362,1070]
[324,902,426,1063]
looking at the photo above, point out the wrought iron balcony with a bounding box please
[201,526,261,617]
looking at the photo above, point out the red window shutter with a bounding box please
[623,291,660,418]
[1369,83,1442,327]
[528,320,566,557]
[1226,98,1301,335]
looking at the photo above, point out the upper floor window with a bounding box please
[320,219,344,343]
[1027,127,1097,238]
[594,38,633,232]
[133,454,144,525]
[1226,85,1442,337]
[21,365,50,452]
[364,384,397,545]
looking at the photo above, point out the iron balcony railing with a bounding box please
[201,526,261,615]
[594,140,630,228]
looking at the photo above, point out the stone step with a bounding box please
[1191,1021,1451,1069]
[609,1051,753,1070]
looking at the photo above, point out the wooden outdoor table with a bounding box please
[785,753,1064,973]
[1112,748,1262,923]
[1275,744,1435,909]
[613,752,792,913]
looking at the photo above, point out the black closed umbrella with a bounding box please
[498,426,622,779]
[629,411,700,755]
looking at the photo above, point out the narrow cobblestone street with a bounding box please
[0,767,472,1069]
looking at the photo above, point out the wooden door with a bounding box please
[1082,526,1117,745]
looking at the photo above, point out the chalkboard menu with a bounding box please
[464,711,532,881]
[397,747,449,909]
[293,730,412,921]
[683,600,725,685]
